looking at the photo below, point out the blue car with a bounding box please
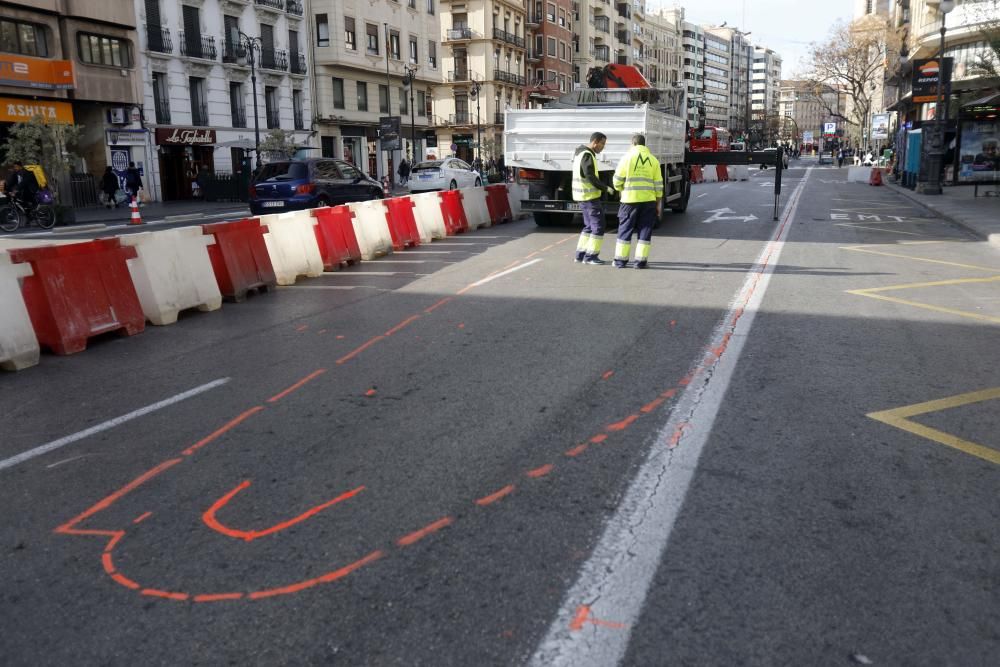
[249,158,383,215]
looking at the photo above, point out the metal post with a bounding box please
[384,23,394,190]
[918,8,950,195]
[239,31,262,170]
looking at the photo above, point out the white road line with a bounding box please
[467,258,542,288]
[529,167,813,667]
[423,242,494,246]
[319,271,418,276]
[0,378,231,473]
[397,250,454,254]
[696,193,707,198]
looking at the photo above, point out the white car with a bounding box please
[407,158,483,192]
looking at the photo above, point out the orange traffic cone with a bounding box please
[129,196,143,224]
[869,168,883,186]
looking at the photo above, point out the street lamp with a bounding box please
[918,0,955,194]
[403,66,417,162]
[469,79,482,171]
[236,31,263,169]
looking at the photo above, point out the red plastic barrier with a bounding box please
[312,205,362,270]
[437,190,470,235]
[383,197,421,249]
[202,218,277,301]
[484,185,513,225]
[690,165,704,184]
[715,165,729,182]
[8,239,145,355]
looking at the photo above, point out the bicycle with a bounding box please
[0,193,55,232]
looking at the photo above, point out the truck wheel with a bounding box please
[668,172,690,213]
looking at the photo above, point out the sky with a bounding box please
[648,0,856,78]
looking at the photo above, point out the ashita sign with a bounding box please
[155,127,217,145]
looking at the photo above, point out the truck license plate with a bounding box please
[565,203,581,211]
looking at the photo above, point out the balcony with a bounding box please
[492,28,525,49]
[231,107,247,128]
[154,97,170,124]
[616,54,628,65]
[448,113,471,125]
[445,27,474,42]
[616,3,631,19]
[494,112,505,125]
[616,30,628,44]
[260,48,288,71]
[447,70,472,82]
[594,16,610,34]
[527,49,541,62]
[255,0,283,11]
[290,52,307,75]
[285,0,303,16]
[146,26,172,54]
[595,45,610,62]
[527,11,542,27]
[266,110,280,129]
[494,70,526,86]
[294,109,304,130]
[191,103,209,127]
[180,34,218,61]
[222,39,247,63]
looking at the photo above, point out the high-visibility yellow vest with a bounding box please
[612,146,663,204]
[571,148,602,201]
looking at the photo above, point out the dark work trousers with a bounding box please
[581,201,604,238]
[617,202,656,245]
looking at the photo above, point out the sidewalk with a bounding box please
[69,199,250,226]
[884,179,1000,248]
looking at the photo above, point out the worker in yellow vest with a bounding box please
[570,132,616,264]
[612,134,663,269]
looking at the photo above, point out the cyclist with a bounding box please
[4,161,39,212]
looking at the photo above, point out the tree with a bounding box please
[0,115,83,200]
[258,128,298,162]
[969,0,1000,92]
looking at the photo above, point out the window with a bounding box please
[78,33,131,67]
[293,89,304,129]
[190,77,207,126]
[152,71,169,124]
[265,86,279,128]
[337,161,362,179]
[390,30,400,60]
[417,91,426,116]
[365,23,378,55]
[428,40,437,67]
[0,18,48,57]
[547,3,556,22]
[400,87,408,115]
[408,0,416,8]
[332,77,345,109]
[409,36,418,64]
[558,9,566,27]
[427,0,435,16]
[379,84,389,113]
[560,41,566,61]
[425,93,432,117]
[346,18,357,50]
[357,81,368,111]
[230,82,245,127]
[316,13,329,47]
[547,37,556,56]
[315,160,339,179]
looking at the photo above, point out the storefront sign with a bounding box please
[0,55,74,90]
[911,58,953,104]
[155,127,216,145]
[107,129,147,145]
[0,97,74,123]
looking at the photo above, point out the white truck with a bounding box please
[504,72,690,226]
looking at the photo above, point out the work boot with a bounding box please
[635,261,647,270]
[574,251,586,263]
[613,260,628,269]
[584,255,605,265]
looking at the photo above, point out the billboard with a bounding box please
[912,58,953,104]
[802,131,814,144]
[957,120,1000,183]
[871,113,890,140]
[379,116,401,151]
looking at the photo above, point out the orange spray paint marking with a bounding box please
[182,408,264,456]
[589,434,608,444]
[317,329,328,335]
[267,369,327,403]
[670,320,677,328]
[132,512,153,525]
[336,335,385,364]
[101,552,115,574]
[668,422,691,449]
[640,398,665,414]
[569,605,626,631]
[141,588,189,601]
[708,332,732,360]
[424,297,454,314]
[365,388,377,397]
[336,335,345,339]
[601,370,614,380]
[476,485,516,506]
[526,464,554,479]
[457,323,465,329]
[296,325,309,332]
[661,388,677,399]
[565,444,589,457]
[110,572,141,590]
[203,482,365,542]
[193,593,244,603]
[247,551,384,600]
[397,517,454,547]
[606,414,639,432]
[385,314,421,337]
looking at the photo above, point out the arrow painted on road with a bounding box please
[702,207,759,224]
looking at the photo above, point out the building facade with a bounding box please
[780,80,843,148]
[525,0,574,106]
[644,6,683,89]
[752,46,782,135]
[681,20,704,125]
[135,0,314,201]
[1,0,142,200]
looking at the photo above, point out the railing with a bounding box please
[260,48,288,71]
[223,39,247,63]
[617,4,631,19]
[445,27,473,41]
[448,113,471,125]
[594,16,610,34]
[191,103,210,126]
[616,30,628,44]
[255,0,283,10]
[595,45,610,61]
[266,110,280,129]
[146,26,172,53]
[180,34,218,60]
[494,112,505,125]
[285,0,303,16]
[290,52,307,74]
[527,49,541,61]
[448,70,471,82]
[616,54,628,65]
[154,97,171,124]
[494,70,526,86]
[202,172,250,203]
[492,28,524,49]
[231,107,247,128]
[294,110,304,130]
[527,11,542,25]
[68,173,100,208]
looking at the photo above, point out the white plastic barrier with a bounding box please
[459,187,491,230]
[0,251,39,371]
[507,183,525,219]
[728,165,750,181]
[346,200,394,260]
[701,165,719,183]
[407,192,448,242]
[847,166,873,183]
[257,210,325,285]
[118,227,222,326]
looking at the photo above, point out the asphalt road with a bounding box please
[1,162,997,666]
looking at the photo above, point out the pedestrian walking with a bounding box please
[571,131,615,265]
[837,149,844,168]
[397,158,410,185]
[612,134,662,270]
[124,161,143,204]
[101,166,120,209]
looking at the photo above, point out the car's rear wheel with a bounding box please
[315,196,330,209]
[449,180,458,190]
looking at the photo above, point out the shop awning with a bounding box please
[961,92,1000,109]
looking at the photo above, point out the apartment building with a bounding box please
[752,46,782,127]
[312,1,438,181]
[0,0,141,198]
[701,27,734,129]
[433,0,528,164]
[644,6,683,89]
[780,80,843,145]
[525,0,574,106]
[135,0,313,201]
[680,21,704,125]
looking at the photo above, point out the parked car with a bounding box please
[407,158,483,193]
[248,158,383,215]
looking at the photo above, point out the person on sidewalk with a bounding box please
[837,149,845,168]
[397,158,410,186]
[612,134,663,270]
[571,132,615,264]
[101,166,120,209]
[124,162,143,204]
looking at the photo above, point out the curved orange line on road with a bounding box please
[202,481,365,542]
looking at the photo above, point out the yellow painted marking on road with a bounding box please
[835,223,927,236]
[840,245,1000,273]
[868,388,1000,465]
[846,276,1000,324]
[851,275,1000,293]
